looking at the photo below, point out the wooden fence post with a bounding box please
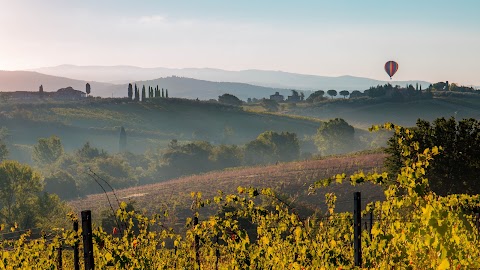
[57,242,63,270]
[193,216,201,269]
[82,210,95,270]
[74,220,80,270]
[476,212,480,235]
[353,192,362,267]
[369,210,373,241]
[215,235,220,270]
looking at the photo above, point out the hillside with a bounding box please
[68,152,386,225]
[128,76,304,100]
[0,70,307,100]
[287,94,480,128]
[30,65,431,91]
[0,98,322,160]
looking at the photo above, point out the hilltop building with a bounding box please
[1,86,86,100]
[287,90,304,102]
[269,92,284,102]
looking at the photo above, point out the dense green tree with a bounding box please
[385,117,480,195]
[339,90,349,98]
[315,118,354,156]
[32,136,64,165]
[367,84,394,97]
[163,141,214,176]
[244,131,300,165]
[141,85,146,102]
[76,142,107,161]
[306,90,325,103]
[128,83,133,100]
[349,90,363,98]
[166,89,169,98]
[218,93,242,106]
[291,90,300,99]
[161,88,164,98]
[0,161,41,228]
[0,161,68,229]
[86,83,91,96]
[44,170,79,200]
[93,156,136,189]
[212,145,243,169]
[244,139,275,165]
[326,90,337,99]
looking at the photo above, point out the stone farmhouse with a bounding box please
[1,87,86,100]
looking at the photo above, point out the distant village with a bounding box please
[1,85,86,100]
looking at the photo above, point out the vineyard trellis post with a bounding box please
[369,210,373,241]
[476,212,480,235]
[74,220,80,270]
[193,216,201,269]
[82,210,95,270]
[353,192,362,267]
[215,234,220,270]
[57,241,63,270]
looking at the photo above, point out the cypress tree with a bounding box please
[119,126,127,152]
[128,83,133,100]
[134,84,139,101]
[166,89,168,98]
[86,83,91,96]
[39,85,44,98]
[162,88,165,98]
[142,85,146,102]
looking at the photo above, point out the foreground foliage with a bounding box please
[385,117,480,195]
[1,123,480,269]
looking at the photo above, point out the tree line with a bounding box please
[127,83,169,101]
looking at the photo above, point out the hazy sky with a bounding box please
[1,0,479,85]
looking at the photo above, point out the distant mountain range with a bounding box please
[30,65,431,91]
[0,66,433,99]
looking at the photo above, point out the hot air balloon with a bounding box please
[384,61,398,79]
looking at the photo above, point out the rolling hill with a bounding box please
[288,93,480,128]
[68,152,386,226]
[126,76,303,100]
[0,70,303,100]
[0,98,322,161]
